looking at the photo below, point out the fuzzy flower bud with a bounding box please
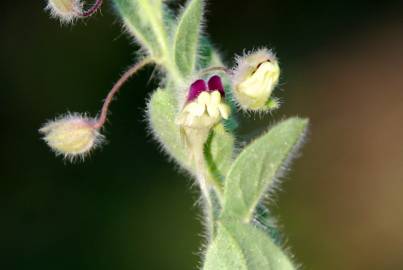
[39,114,103,160]
[46,0,83,23]
[232,48,280,110]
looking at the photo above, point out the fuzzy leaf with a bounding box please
[203,220,295,270]
[204,124,234,183]
[173,0,204,77]
[114,0,168,57]
[222,118,308,222]
[198,35,214,69]
[198,35,227,70]
[148,88,191,169]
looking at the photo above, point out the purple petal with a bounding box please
[187,79,207,102]
[207,75,225,96]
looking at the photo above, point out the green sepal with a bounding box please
[266,97,281,111]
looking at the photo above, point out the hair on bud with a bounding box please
[46,0,83,23]
[39,113,104,161]
[232,48,280,111]
[46,0,103,23]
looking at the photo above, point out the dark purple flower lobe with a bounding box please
[208,75,225,96]
[186,76,225,102]
[187,79,207,102]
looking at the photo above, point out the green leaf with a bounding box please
[203,220,295,270]
[114,0,168,57]
[222,118,308,222]
[148,88,191,169]
[197,35,214,69]
[198,35,227,69]
[203,222,248,270]
[204,124,234,183]
[173,0,204,77]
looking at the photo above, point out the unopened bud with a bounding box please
[39,114,103,160]
[46,0,83,23]
[232,48,280,111]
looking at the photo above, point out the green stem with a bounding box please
[197,174,215,236]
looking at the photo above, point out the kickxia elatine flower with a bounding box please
[176,75,231,165]
[176,75,231,129]
[39,114,104,160]
[232,48,280,111]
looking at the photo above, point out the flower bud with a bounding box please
[39,114,103,160]
[46,0,83,23]
[232,48,280,110]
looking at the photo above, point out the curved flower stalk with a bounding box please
[40,0,309,269]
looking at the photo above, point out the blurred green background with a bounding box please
[1,0,403,269]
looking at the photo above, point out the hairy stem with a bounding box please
[93,58,154,129]
[197,173,215,236]
[79,0,103,17]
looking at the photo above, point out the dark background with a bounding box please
[1,0,403,269]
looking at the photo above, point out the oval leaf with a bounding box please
[222,118,308,221]
[148,88,190,169]
[203,221,295,270]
